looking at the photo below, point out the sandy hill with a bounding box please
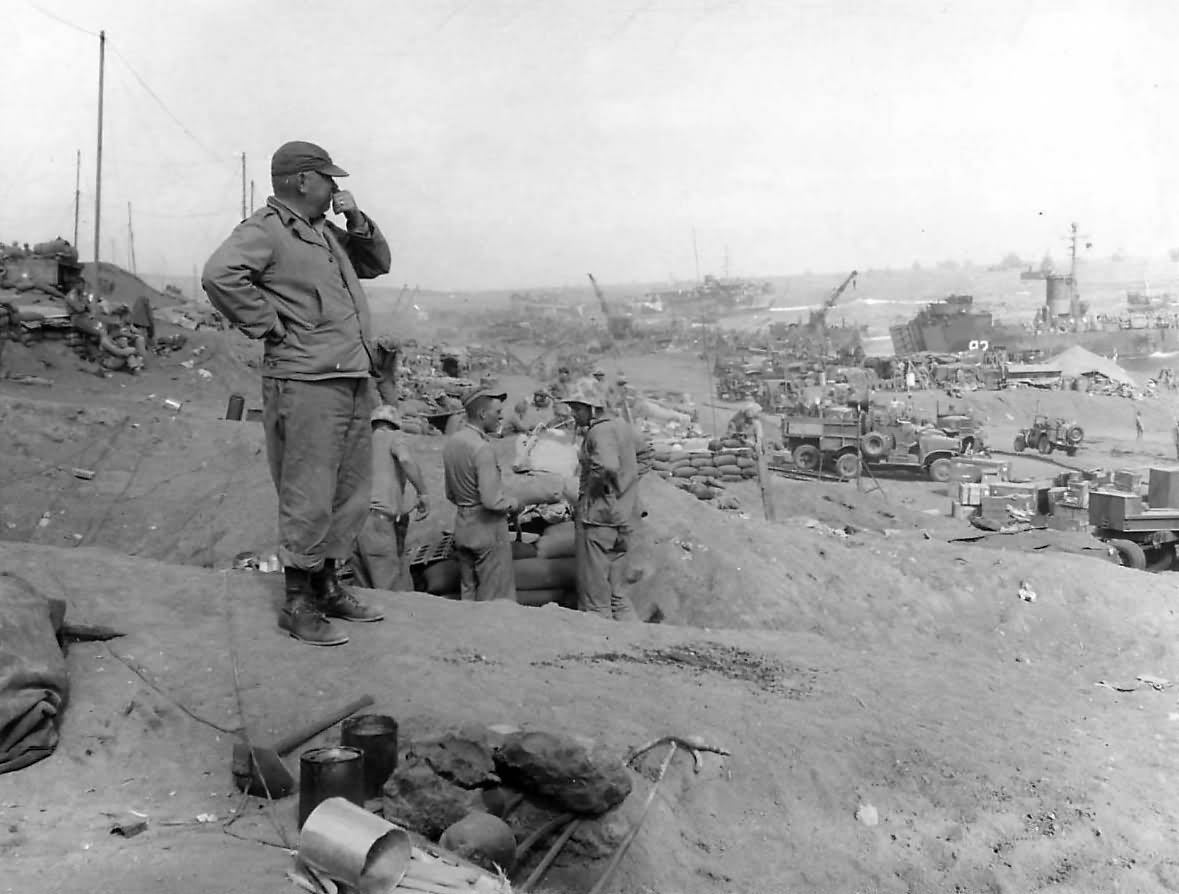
[4,343,1179,892]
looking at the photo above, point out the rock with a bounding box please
[412,732,500,789]
[439,813,517,874]
[382,756,484,839]
[855,803,879,827]
[495,730,633,815]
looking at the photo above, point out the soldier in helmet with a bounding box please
[565,377,653,620]
[351,404,430,591]
[442,387,519,601]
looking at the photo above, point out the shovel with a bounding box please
[232,695,375,798]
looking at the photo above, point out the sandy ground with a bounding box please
[5,330,1179,893]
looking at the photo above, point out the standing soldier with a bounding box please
[1136,408,1145,442]
[1173,418,1179,460]
[351,405,430,591]
[202,140,390,646]
[565,378,652,621]
[443,388,519,601]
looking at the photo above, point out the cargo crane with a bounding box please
[587,273,633,340]
[807,270,858,331]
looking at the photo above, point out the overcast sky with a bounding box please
[3,0,1177,290]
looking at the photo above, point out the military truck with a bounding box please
[1014,414,1084,456]
[780,410,963,481]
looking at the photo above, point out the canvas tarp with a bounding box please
[0,573,68,774]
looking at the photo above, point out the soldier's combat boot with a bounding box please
[313,558,384,622]
[279,567,349,646]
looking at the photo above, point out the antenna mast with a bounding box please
[127,202,137,275]
[73,150,81,250]
[93,30,106,292]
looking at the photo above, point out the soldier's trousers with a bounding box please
[575,522,636,621]
[262,377,373,571]
[454,510,516,602]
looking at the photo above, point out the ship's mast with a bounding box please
[93,30,106,294]
[72,150,81,250]
[1068,222,1078,280]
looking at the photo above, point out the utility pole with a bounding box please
[94,29,106,290]
[249,179,255,214]
[127,202,137,275]
[241,152,247,220]
[73,150,81,250]
[692,227,701,283]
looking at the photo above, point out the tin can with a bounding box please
[225,393,245,421]
[341,714,399,799]
[72,468,95,480]
[163,398,182,411]
[298,746,365,829]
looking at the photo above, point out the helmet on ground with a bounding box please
[370,404,402,427]
[564,377,605,409]
[592,368,606,378]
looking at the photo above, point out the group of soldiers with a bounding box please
[350,372,651,622]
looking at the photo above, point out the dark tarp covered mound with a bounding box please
[0,573,68,773]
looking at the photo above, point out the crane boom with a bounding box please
[825,270,858,311]
[587,272,610,317]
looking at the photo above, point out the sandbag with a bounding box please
[721,473,744,483]
[515,432,578,477]
[692,465,719,477]
[513,557,576,591]
[505,472,565,507]
[512,540,538,560]
[672,467,694,478]
[515,588,566,608]
[736,456,756,469]
[689,457,714,468]
[535,521,575,559]
[424,560,460,595]
[721,438,744,449]
[651,460,672,473]
[741,467,757,478]
[0,574,68,774]
[713,454,739,467]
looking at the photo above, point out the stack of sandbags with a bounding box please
[649,440,758,500]
[419,525,576,609]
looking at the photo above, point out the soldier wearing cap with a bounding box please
[351,404,430,591]
[442,387,519,601]
[565,377,653,620]
[202,140,392,646]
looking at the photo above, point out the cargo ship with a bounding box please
[889,292,1179,359]
[890,225,1179,359]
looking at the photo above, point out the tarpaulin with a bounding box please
[0,574,68,774]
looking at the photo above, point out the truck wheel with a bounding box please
[1067,425,1084,445]
[927,457,953,483]
[792,444,821,472]
[1145,544,1176,573]
[860,432,887,459]
[835,452,860,479]
[1013,433,1026,452]
[1037,435,1054,455]
[1108,539,1147,570]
